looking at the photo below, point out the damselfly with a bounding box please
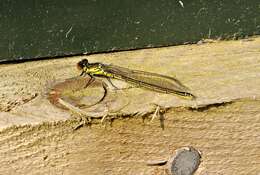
[77,59,196,100]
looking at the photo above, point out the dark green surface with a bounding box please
[0,0,259,62]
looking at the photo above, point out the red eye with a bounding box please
[77,62,83,70]
[77,59,89,70]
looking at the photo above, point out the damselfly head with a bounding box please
[77,59,89,70]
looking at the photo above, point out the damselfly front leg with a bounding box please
[84,74,95,88]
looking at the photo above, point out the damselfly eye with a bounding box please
[77,59,89,70]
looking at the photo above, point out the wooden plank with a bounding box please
[0,37,259,174]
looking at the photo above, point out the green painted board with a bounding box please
[0,0,259,62]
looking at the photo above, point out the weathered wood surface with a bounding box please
[0,37,259,174]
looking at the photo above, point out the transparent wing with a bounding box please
[102,64,196,99]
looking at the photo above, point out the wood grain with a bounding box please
[0,37,259,174]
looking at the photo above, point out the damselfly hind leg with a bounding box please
[107,78,120,90]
